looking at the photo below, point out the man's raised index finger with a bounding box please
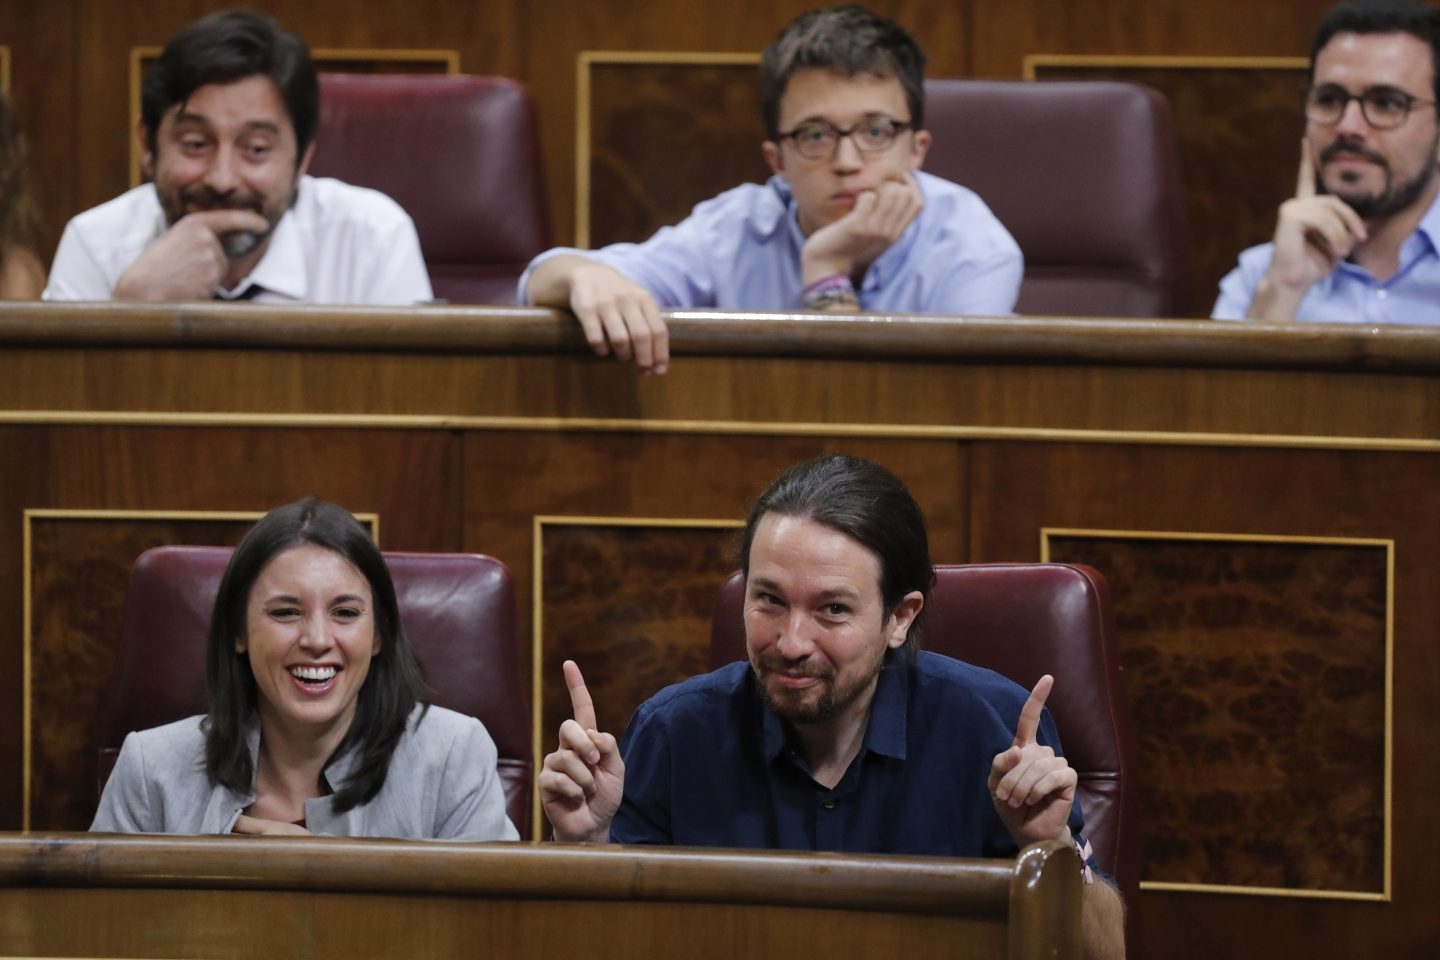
[1296,138,1318,200]
[1013,674,1054,747]
[563,659,598,731]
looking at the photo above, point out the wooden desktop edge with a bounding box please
[2,302,1437,372]
[0,832,1079,917]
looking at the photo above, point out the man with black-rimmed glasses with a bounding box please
[1214,0,1440,323]
[521,5,1021,373]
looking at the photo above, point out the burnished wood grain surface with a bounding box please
[2,307,1438,450]
[4,303,1440,373]
[0,835,1080,960]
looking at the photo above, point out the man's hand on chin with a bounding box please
[800,175,924,286]
[114,208,270,301]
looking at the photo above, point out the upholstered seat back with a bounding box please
[98,546,532,835]
[310,73,550,305]
[709,562,1139,911]
[924,79,1189,318]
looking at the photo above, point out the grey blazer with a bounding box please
[90,705,519,840]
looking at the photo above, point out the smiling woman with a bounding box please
[90,498,519,841]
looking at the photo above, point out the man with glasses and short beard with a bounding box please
[1214,0,1440,323]
[44,9,431,305]
[521,5,1021,373]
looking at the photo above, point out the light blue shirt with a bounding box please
[521,171,1021,315]
[1212,190,1440,324]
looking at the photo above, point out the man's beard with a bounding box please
[159,185,284,260]
[1319,137,1438,219]
[753,641,888,726]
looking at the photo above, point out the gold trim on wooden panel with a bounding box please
[1141,880,1387,902]
[1041,527,1394,901]
[1022,54,1309,81]
[575,51,761,248]
[128,46,460,186]
[2,409,1440,454]
[310,47,460,71]
[530,514,744,835]
[20,507,32,830]
[1040,527,1394,555]
[1,46,10,95]
[20,508,379,831]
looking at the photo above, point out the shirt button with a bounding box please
[822,800,836,810]
[1376,288,1388,299]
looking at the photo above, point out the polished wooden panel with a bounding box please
[26,514,257,831]
[0,2,77,260]
[967,441,1439,956]
[537,522,736,746]
[0,428,45,831]
[584,57,765,248]
[0,304,1437,959]
[0,835,1081,960]
[3,305,1440,437]
[971,0,1337,71]
[1049,533,1387,894]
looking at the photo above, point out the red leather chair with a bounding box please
[924,79,1190,318]
[709,563,1140,927]
[97,546,532,835]
[309,73,551,305]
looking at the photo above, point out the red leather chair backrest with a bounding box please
[98,546,532,835]
[709,563,1140,913]
[923,79,1190,318]
[309,73,551,305]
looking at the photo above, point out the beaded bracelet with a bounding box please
[802,273,858,310]
[1075,836,1096,885]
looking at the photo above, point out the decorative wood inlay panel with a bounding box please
[1045,530,1389,896]
[24,513,260,831]
[579,54,766,248]
[533,518,740,809]
[1026,57,1309,318]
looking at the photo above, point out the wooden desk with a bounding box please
[0,834,1080,960]
[1,303,1436,959]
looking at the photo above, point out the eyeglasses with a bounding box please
[776,116,914,159]
[1303,83,1437,129]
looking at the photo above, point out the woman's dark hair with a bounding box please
[141,8,319,159]
[205,497,425,813]
[739,454,935,650]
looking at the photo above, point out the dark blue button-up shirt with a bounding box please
[614,649,1086,858]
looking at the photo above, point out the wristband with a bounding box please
[1074,836,1095,885]
[802,273,858,310]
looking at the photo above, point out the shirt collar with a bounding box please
[1410,186,1440,259]
[244,715,360,798]
[757,647,911,764]
[231,203,307,300]
[323,733,362,788]
[1327,187,1440,292]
